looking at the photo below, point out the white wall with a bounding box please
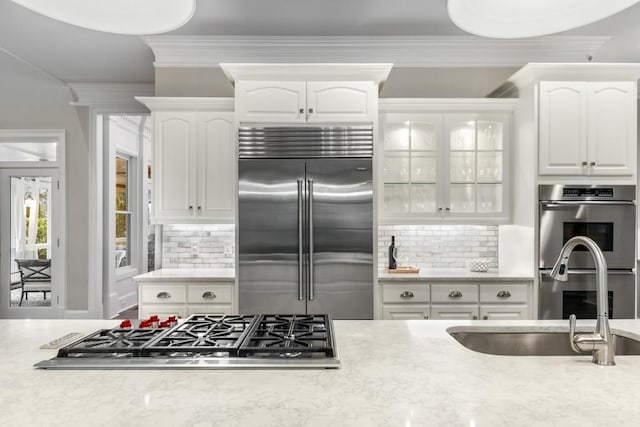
[0,53,89,311]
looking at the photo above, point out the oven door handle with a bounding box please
[540,269,635,276]
[540,200,636,207]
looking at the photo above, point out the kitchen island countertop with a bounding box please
[3,318,640,426]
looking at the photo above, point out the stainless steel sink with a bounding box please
[447,327,640,356]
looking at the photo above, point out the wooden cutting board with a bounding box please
[384,266,420,274]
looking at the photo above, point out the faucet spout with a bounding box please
[551,236,614,366]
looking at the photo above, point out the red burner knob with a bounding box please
[159,320,170,328]
[139,320,152,328]
[119,320,132,328]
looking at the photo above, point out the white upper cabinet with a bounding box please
[380,101,512,223]
[138,97,236,224]
[539,81,636,176]
[235,81,376,123]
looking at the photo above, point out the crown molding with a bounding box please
[143,35,610,68]
[220,63,393,85]
[504,62,640,89]
[379,98,518,112]
[68,83,155,109]
[135,97,234,111]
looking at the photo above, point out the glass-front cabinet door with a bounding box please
[444,114,508,219]
[380,108,510,223]
[381,113,443,219]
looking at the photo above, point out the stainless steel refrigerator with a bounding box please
[238,126,373,319]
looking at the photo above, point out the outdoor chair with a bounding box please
[15,259,52,306]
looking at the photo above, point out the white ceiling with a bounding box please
[1,0,640,84]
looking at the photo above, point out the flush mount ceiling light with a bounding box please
[447,0,640,38]
[10,0,196,35]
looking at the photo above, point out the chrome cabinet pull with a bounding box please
[472,315,478,320]
[483,315,488,320]
[496,290,511,298]
[590,161,596,166]
[156,291,171,299]
[308,108,314,114]
[299,108,304,114]
[188,206,193,211]
[197,206,202,211]
[202,291,216,300]
[448,290,463,298]
[581,161,588,166]
[297,179,304,301]
[400,291,414,298]
[424,315,429,320]
[445,207,451,211]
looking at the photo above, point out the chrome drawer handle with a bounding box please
[497,290,511,298]
[400,291,414,298]
[449,291,463,298]
[156,292,171,299]
[202,291,217,300]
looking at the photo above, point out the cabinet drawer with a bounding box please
[431,304,479,320]
[187,304,233,316]
[187,283,233,304]
[139,304,187,319]
[480,305,528,320]
[480,284,528,303]
[140,284,187,303]
[381,283,429,303]
[431,284,478,303]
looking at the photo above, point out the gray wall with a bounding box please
[155,66,519,98]
[0,53,89,311]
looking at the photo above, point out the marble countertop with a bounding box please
[4,318,640,426]
[133,268,235,281]
[378,268,534,281]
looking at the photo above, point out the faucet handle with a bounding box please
[568,314,582,354]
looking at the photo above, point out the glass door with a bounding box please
[0,169,61,318]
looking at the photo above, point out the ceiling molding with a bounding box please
[143,35,610,68]
[68,83,155,109]
[220,63,393,84]
[135,96,234,111]
[503,62,640,89]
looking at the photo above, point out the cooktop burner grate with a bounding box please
[239,314,336,358]
[57,328,165,358]
[143,314,257,357]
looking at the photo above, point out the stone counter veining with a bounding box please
[379,268,534,282]
[3,318,640,426]
[133,268,235,282]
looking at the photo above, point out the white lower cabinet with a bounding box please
[138,280,235,319]
[380,280,532,320]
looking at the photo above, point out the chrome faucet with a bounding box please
[550,236,615,366]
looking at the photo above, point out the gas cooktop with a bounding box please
[34,314,340,370]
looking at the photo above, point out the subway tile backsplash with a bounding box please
[378,225,498,270]
[161,224,235,269]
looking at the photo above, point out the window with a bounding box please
[115,155,131,268]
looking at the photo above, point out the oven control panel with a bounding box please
[562,188,614,198]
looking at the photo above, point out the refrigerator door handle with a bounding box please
[297,179,304,301]
[308,178,315,301]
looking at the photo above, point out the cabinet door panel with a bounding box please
[539,82,587,175]
[430,305,478,320]
[480,305,528,320]
[198,113,235,220]
[382,304,430,320]
[153,112,196,221]
[236,81,306,123]
[307,81,375,123]
[480,284,528,303]
[587,82,636,176]
[381,283,429,303]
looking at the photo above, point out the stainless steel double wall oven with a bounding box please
[539,185,636,319]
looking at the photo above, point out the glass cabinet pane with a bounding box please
[384,184,409,213]
[411,184,437,213]
[477,121,503,150]
[449,184,475,213]
[449,152,475,182]
[411,122,437,151]
[384,122,410,151]
[411,153,437,183]
[477,184,502,213]
[449,121,475,151]
[477,152,502,182]
[384,154,410,183]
